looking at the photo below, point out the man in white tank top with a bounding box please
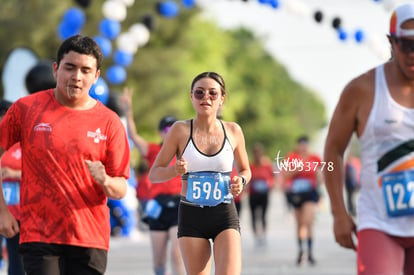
[324,3,414,275]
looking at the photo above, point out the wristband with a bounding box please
[241,176,247,188]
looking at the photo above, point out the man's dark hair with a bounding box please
[56,34,103,70]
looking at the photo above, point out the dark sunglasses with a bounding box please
[192,90,219,100]
[394,38,414,54]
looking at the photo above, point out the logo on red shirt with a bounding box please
[87,128,107,144]
[34,123,52,132]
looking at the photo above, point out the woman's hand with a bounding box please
[230,176,244,196]
[175,158,187,176]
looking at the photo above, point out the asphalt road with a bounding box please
[106,189,357,275]
[0,189,357,275]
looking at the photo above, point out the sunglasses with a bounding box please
[394,38,414,54]
[192,90,219,100]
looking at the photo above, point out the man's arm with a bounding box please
[324,77,369,250]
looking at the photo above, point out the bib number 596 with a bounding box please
[191,181,222,201]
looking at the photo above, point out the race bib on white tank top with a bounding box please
[382,170,414,217]
[186,171,232,207]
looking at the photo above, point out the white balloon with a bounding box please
[2,48,38,102]
[129,23,150,47]
[112,0,135,7]
[116,33,138,54]
[284,0,311,17]
[102,0,127,22]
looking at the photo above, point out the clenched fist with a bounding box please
[85,160,108,186]
[175,158,187,175]
[230,176,244,196]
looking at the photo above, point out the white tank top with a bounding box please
[358,64,414,236]
[181,120,234,174]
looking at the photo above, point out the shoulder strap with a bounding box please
[218,119,227,138]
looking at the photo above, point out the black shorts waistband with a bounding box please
[179,196,231,208]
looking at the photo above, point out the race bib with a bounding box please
[382,170,414,217]
[291,178,312,193]
[186,172,232,207]
[2,181,20,205]
[145,199,162,219]
[252,179,269,193]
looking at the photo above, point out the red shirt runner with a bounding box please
[285,152,321,189]
[0,90,130,250]
[249,162,274,194]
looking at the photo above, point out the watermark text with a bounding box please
[273,151,333,173]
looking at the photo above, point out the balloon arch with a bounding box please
[58,0,393,101]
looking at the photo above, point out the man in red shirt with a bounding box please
[283,135,322,266]
[0,35,130,274]
[248,143,275,246]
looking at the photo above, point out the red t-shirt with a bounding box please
[285,152,321,189]
[249,161,274,194]
[0,90,130,250]
[136,172,151,201]
[1,142,21,220]
[146,143,182,198]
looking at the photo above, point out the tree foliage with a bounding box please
[0,0,326,159]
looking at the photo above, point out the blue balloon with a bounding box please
[107,198,135,237]
[57,21,80,40]
[106,65,127,85]
[93,36,112,58]
[258,0,270,4]
[182,0,195,8]
[99,18,121,40]
[354,29,365,43]
[62,7,85,30]
[113,50,133,67]
[338,28,348,41]
[158,1,179,18]
[269,0,279,8]
[89,77,109,105]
